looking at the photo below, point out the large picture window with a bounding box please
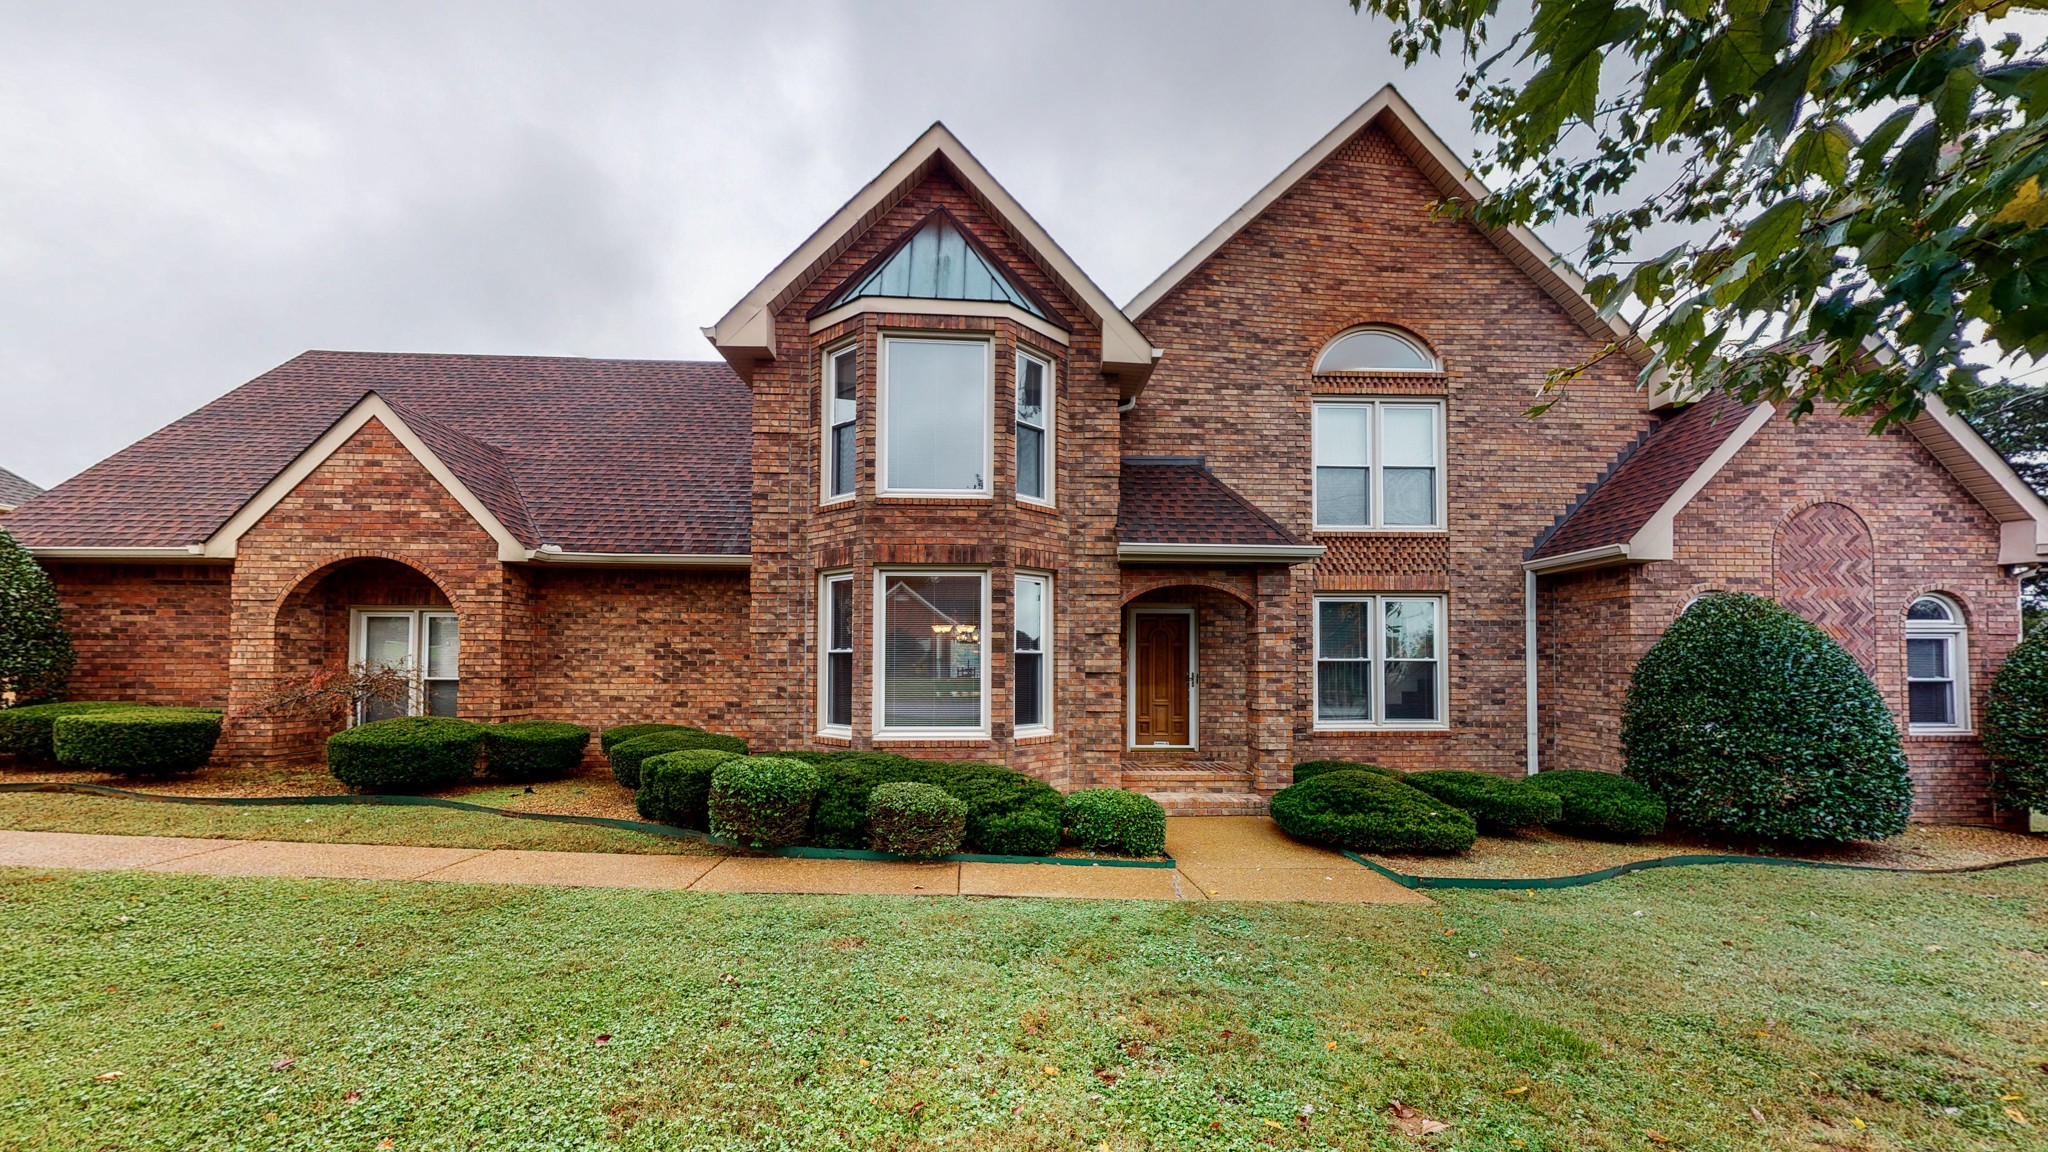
[882,337,990,496]
[824,345,857,501]
[1905,594,1968,732]
[878,571,987,735]
[1016,351,1052,504]
[1314,595,1444,727]
[350,608,459,723]
[1312,400,1442,530]
[1014,573,1050,732]
[821,573,854,732]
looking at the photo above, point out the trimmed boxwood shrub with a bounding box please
[327,716,485,792]
[1269,769,1478,854]
[599,723,701,753]
[0,701,149,763]
[608,730,748,789]
[1405,770,1562,832]
[1524,770,1667,839]
[635,748,741,828]
[708,756,822,849]
[789,751,1066,856]
[481,720,590,782]
[1292,759,1396,784]
[1062,789,1168,856]
[1622,592,1912,841]
[1983,625,2048,812]
[51,707,223,779]
[865,781,969,858]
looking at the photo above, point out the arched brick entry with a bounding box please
[1774,502,1877,670]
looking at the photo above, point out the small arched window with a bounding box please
[1905,594,1968,732]
[1314,326,1439,373]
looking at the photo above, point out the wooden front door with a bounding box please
[1132,612,1192,747]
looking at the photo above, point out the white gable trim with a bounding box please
[201,392,533,563]
[1907,395,2048,564]
[807,297,1071,347]
[706,123,1159,391]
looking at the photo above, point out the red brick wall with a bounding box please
[43,562,233,708]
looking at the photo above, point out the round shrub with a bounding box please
[599,722,701,753]
[51,707,223,779]
[865,781,969,858]
[975,808,1062,857]
[1524,770,1667,839]
[0,528,75,706]
[1983,625,2048,812]
[1622,592,1912,841]
[1292,759,1397,784]
[1269,769,1478,854]
[481,720,590,782]
[708,756,822,849]
[327,716,485,792]
[796,752,1066,857]
[1062,789,1168,856]
[635,748,741,828]
[0,701,150,763]
[1405,770,1562,833]
[608,729,749,789]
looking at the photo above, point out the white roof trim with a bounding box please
[808,297,1071,347]
[1906,395,2048,563]
[1118,541,1325,564]
[28,545,218,562]
[1124,85,1649,373]
[708,122,1158,389]
[201,392,533,563]
[1520,543,1634,574]
[526,547,750,569]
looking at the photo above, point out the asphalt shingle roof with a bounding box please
[1117,457,1304,547]
[0,465,41,509]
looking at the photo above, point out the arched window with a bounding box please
[1905,594,1968,732]
[1313,326,1439,373]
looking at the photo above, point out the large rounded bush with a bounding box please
[608,729,748,789]
[1983,625,2048,812]
[1524,770,1667,839]
[51,707,223,779]
[0,528,74,706]
[481,720,590,782]
[1405,770,1562,832]
[792,751,1066,856]
[1292,759,1397,785]
[1269,769,1477,854]
[1622,592,1912,841]
[0,701,149,763]
[1062,789,1168,856]
[599,723,701,753]
[865,781,969,858]
[327,716,484,792]
[708,756,822,849]
[635,748,741,828]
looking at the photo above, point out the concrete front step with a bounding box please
[1144,790,1270,816]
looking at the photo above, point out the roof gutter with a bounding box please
[1521,543,1635,575]
[524,547,751,569]
[1118,541,1325,564]
[27,545,220,562]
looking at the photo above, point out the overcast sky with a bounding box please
[0,0,1505,487]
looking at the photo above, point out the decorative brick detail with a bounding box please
[1773,501,1878,670]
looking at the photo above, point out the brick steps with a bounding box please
[1121,759,1254,795]
[1143,790,1271,816]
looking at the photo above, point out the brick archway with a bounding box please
[1773,501,1877,670]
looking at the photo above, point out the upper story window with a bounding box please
[1905,594,1968,732]
[1312,399,1443,530]
[881,336,991,497]
[1314,326,1439,373]
[1016,350,1053,504]
[824,345,858,502]
[832,213,1047,319]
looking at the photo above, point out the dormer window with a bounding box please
[1314,326,1439,373]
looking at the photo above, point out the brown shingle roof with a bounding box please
[1528,392,1758,561]
[5,351,752,555]
[0,465,41,509]
[1118,457,1304,547]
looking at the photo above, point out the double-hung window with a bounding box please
[820,573,854,733]
[1314,595,1444,727]
[824,345,858,501]
[1312,400,1442,530]
[877,571,988,736]
[881,336,991,496]
[1014,573,1050,732]
[1015,351,1052,504]
[1905,595,1968,732]
[350,608,459,723]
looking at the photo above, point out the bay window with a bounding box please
[1314,595,1444,727]
[824,345,857,501]
[1905,595,1968,732]
[1014,573,1050,732]
[1312,400,1443,530]
[881,336,991,496]
[877,571,987,736]
[821,573,854,732]
[1016,350,1052,503]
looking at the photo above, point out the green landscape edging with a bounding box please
[1339,847,2048,890]
[0,781,1174,868]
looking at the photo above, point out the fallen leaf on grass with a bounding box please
[1999,1093,2022,1101]
[1749,1106,1765,1123]
[1326,1041,1338,1051]
[1387,1101,1450,1137]
[2005,1107,2032,1126]
[1850,1117,1866,1129]
[1043,1066,1060,1076]
[1263,1119,1284,1129]
[344,1091,362,1103]
[94,1072,121,1082]
[594,1035,611,1046]
[1645,1130,1671,1143]
[1504,1086,1528,1096]
[270,1057,295,1071]
[377,1142,395,1150]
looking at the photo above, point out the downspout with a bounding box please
[1525,568,1540,776]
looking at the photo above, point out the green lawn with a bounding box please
[1,864,2043,1151]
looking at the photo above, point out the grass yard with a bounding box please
[2,864,2044,1150]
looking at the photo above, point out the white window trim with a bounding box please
[873,568,991,740]
[347,607,459,724]
[1015,348,1055,508]
[1312,594,1448,731]
[1124,604,1199,751]
[1311,398,1447,534]
[878,334,994,500]
[821,343,858,506]
[1313,325,1441,374]
[1014,571,1053,736]
[1905,595,1970,734]
[818,571,855,738]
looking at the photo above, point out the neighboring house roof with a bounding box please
[0,465,41,510]
[6,351,752,558]
[1117,457,1322,564]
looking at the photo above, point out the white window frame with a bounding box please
[348,607,459,724]
[1311,398,1446,533]
[818,571,855,737]
[877,334,994,500]
[1905,594,1969,734]
[1313,325,1441,374]
[821,343,859,505]
[873,568,991,740]
[1014,571,1053,736]
[1015,348,1055,507]
[1312,594,1448,730]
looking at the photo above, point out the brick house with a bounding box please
[9,88,2043,821]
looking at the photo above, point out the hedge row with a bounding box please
[53,707,224,778]
[1273,759,1666,853]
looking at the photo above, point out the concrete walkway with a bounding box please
[0,816,1428,904]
